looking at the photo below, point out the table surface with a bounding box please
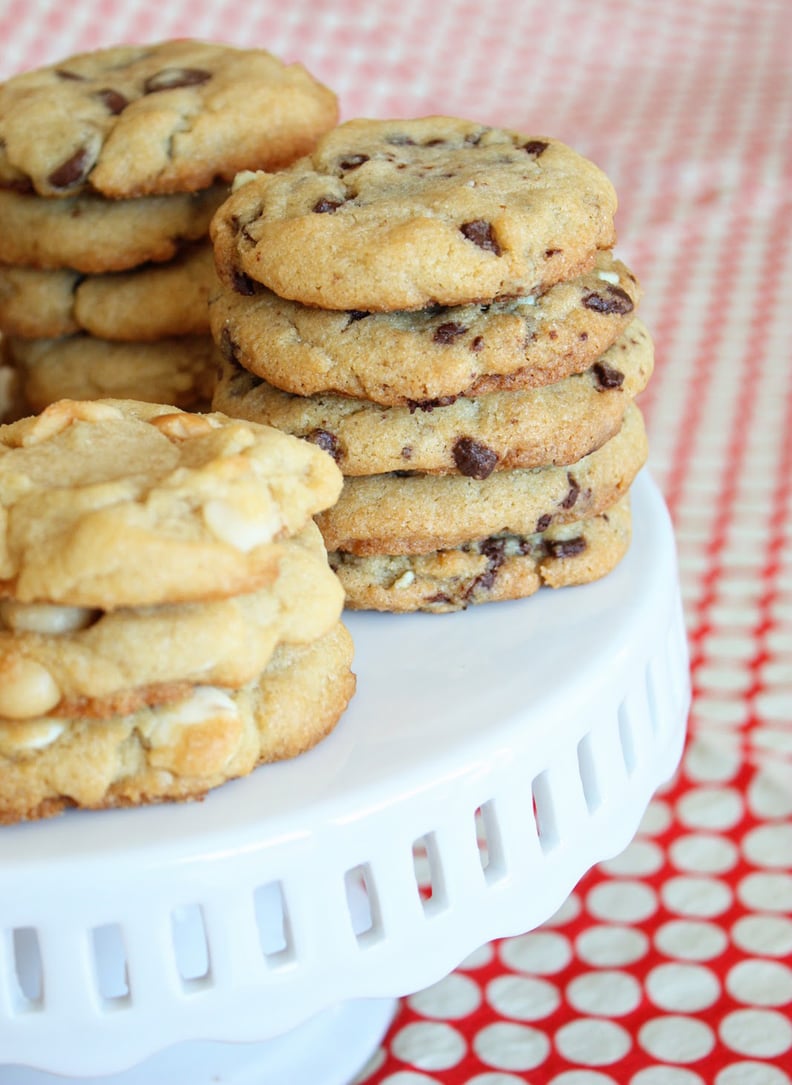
[1,2,790,1083]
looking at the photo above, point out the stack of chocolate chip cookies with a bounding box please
[0,398,353,823]
[209,116,653,612]
[0,39,337,418]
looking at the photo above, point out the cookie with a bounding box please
[331,495,631,612]
[211,116,617,311]
[316,403,647,554]
[4,334,219,412]
[0,40,338,199]
[209,251,641,405]
[0,185,226,272]
[213,320,653,477]
[0,398,343,606]
[0,619,355,824]
[0,243,216,340]
[0,522,343,720]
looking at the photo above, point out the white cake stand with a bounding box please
[0,471,690,1085]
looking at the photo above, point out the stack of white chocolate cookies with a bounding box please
[0,40,337,417]
[0,399,353,823]
[209,116,653,612]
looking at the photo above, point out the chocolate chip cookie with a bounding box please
[0,243,217,341]
[331,495,631,612]
[211,116,617,311]
[4,334,219,412]
[209,251,641,405]
[0,184,227,272]
[0,40,338,199]
[213,320,653,477]
[316,403,647,555]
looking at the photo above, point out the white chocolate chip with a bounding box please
[23,719,66,749]
[232,170,261,192]
[0,718,67,753]
[0,600,98,634]
[203,498,279,552]
[0,658,61,719]
[21,399,122,445]
[392,570,415,589]
[150,412,215,440]
[596,270,621,285]
[140,686,238,748]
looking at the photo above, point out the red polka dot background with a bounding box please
[1,1,790,1082]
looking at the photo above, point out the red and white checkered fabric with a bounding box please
[2,1,790,1081]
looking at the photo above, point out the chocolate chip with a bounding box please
[480,537,508,564]
[536,514,553,532]
[345,310,370,324]
[219,327,240,364]
[559,473,580,510]
[96,88,129,114]
[231,268,256,295]
[466,537,508,598]
[523,139,549,156]
[143,67,211,93]
[339,154,369,170]
[433,322,467,344]
[545,248,561,258]
[592,361,625,389]
[544,536,587,559]
[313,197,344,213]
[425,593,453,607]
[407,395,458,413]
[47,147,93,189]
[470,336,484,352]
[452,437,498,479]
[582,284,634,315]
[305,429,342,462]
[401,445,413,460]
[468,567,497,596]
[385,134,415,145]
[460,220,501,255]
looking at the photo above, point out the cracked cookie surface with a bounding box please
[0,398,343,606]
[211,116,617,311]
[0,39,338,199]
